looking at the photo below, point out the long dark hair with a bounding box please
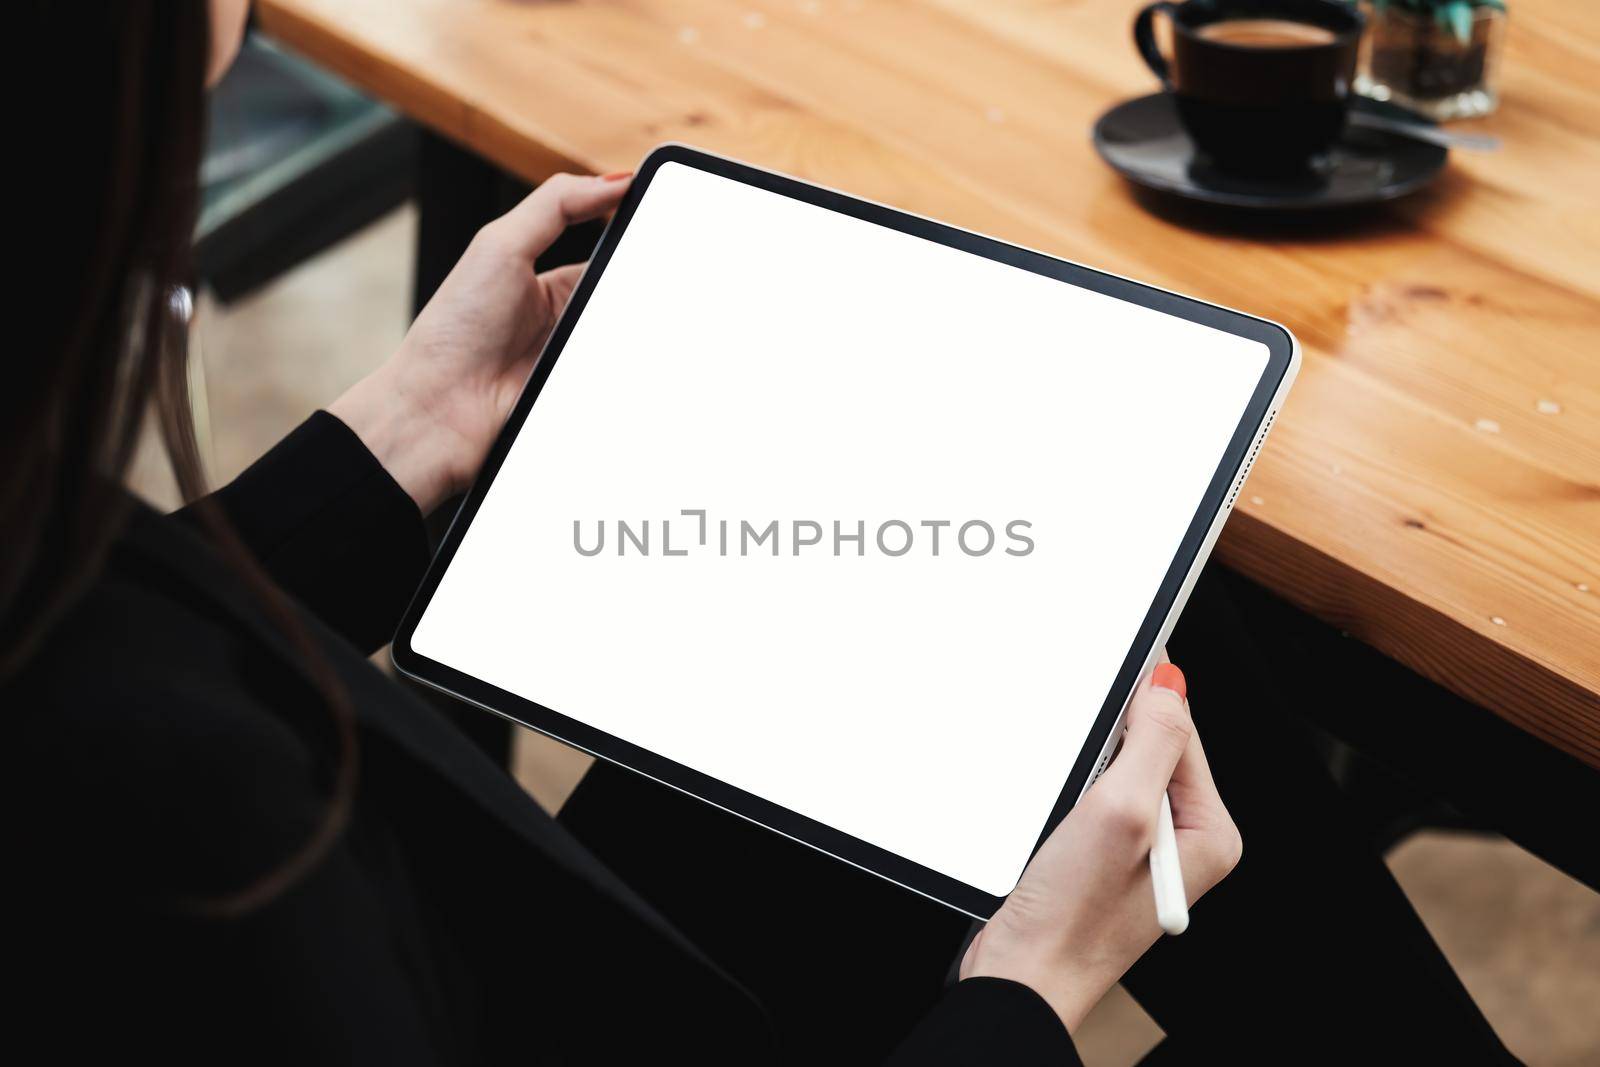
[8,2,356,916]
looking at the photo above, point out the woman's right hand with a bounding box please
[959,661,1242,1033]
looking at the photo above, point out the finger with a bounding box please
[1167,716,1221,819]
[1156,666,1223,826]
[1168,726,1242,892]
[539,262,586,311]
[1095,665,1193,815]
[490,173,631,259]
[1175,824,1238,901]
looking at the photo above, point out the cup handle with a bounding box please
[1134,2,1179,91]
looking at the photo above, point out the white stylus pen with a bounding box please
[1151,790,1189,935]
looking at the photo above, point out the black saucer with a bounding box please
[1092,93,1447,211]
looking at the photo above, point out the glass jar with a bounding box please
[1356,2,1507,120]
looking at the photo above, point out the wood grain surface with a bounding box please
[258,0,1600,766]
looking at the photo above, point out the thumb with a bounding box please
[493,172,631,259]
[1095,664,1192,815]
[540,263,587,313]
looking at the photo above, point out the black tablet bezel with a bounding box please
[393,144,1296,919]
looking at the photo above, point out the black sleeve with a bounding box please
[178,411,431,653]
[885,978,1083,1066]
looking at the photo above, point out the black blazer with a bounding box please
[8,413,1076,1065]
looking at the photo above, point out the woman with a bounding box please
[9,3,1510,1063]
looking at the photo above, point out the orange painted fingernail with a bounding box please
[600,171,633,181]
[1151,663,1186,700]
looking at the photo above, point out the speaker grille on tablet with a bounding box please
[1089,745,1114,786]
[1225,410,1276,511]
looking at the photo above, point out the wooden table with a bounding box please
[259,0,1600,769]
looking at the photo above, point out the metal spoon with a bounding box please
[1347,111,1502,152]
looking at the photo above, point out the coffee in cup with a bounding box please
[1133,0,1365,175]
[1195,18,1338,47]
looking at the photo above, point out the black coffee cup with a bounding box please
[1133,0,1364,175]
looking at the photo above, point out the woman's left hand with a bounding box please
[329,172,631,514]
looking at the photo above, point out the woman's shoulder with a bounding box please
[7,557,329,900]
[5,577,435,1063]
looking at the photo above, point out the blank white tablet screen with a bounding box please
[411,162,1268,897]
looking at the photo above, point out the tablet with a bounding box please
[394,145,1298,919]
